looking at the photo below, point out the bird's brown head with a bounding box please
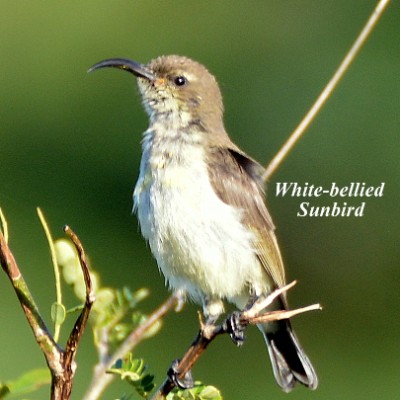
[89,55,225,132]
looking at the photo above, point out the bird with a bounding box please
[89,55,318,392]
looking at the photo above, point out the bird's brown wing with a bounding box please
[207,146,286,289]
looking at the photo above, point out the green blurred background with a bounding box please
[1,1,399,399]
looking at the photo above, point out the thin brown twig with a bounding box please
[243,281,297,319]
[248,304,321,325]
[0,227,63,378]
[262,0,392,182]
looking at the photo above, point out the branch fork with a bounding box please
[0,220,94,400]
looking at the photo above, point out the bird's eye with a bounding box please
[174,76,187,86]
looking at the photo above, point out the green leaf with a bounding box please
[3,368,50,397]
[0,384,11,399]
[93,288,115,311]
[108,354,155,398]
[167,383,222,400]
[51,302,66,325]
[140,374,154,387]
[199,386,222,400]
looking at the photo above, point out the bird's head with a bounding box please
[89,55,225,132]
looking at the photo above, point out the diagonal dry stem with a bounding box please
[263,0,392,182]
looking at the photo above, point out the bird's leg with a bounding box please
[203,296,247,346]
[224,310,246,347]
[167,359,194,389]
[224,291,259,346]
[167,297,224,390]
[166,289,194,389]
[174,288,187,312]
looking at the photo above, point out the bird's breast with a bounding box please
[132,130,265,302]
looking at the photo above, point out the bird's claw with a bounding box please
[225,311,246,346]
[167,359,194,389]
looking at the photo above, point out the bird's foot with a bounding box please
[225,311,246,347]
[167,359,194,389]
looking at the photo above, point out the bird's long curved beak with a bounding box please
[88,58,155,80]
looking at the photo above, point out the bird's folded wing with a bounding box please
[207,145,286,290]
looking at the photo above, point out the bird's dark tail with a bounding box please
[260,319,318,392]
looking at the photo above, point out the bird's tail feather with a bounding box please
[260,319,318,392]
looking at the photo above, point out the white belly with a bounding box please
[133,134,268,306]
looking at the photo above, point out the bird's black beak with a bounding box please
[88,58,155,80]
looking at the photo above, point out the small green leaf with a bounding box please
[0,383,11,399]
[54,239,81,284]
[120,370,141,382]
[74,271,99,300]
[123,286,134,302]
[140,374,154,387]
[93,288,115,311]
[108,354,155,398]
[4,368,50,397]
[168,383,222,400]
[141,319,163,339]
[199,386,222,400]
[51,302,66,325]
[131,288,150,304]
[111,323,130,342]
[131,311,146,326]
[130,358,144,373]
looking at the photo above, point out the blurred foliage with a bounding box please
[167,383,222,400]
[0,1,399,399]
[0,369,50,399]
[0,219,164,399]
[108,354,155,398]
[54,238,162,349]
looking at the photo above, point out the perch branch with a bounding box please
[150,283,321,400]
